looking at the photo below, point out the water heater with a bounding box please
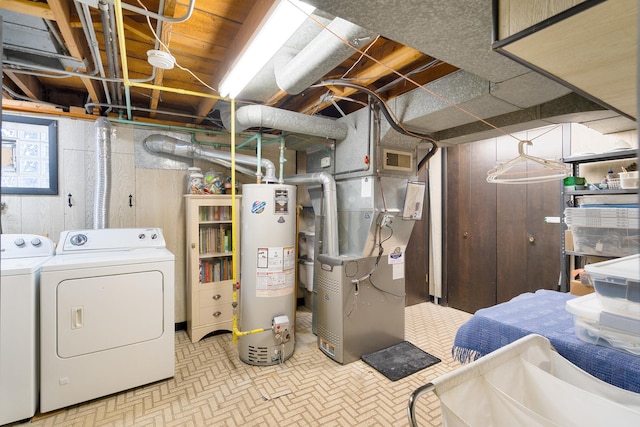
[239,183,297,365]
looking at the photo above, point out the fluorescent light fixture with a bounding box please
[218,0,315,99]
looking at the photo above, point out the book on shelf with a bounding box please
[198,205,232,222]
[198,258,233,283]
[198,226,232,254]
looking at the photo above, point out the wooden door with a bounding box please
[496,133,528,302]
[496,128,562,301]
[523,127,562,293]
[108,152,136,228]
[446,139,498,313]
[63,149,88,230]
[447,129,564,312]
[405,166,429,306]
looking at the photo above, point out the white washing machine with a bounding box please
[0,234,55,425]
[39,228,175,413]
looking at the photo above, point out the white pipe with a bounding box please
[143,134,277,183]
[93,117,111,229]
[275,18,373,95]
[284,172,339,257]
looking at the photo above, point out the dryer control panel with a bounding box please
[57,228,166,253]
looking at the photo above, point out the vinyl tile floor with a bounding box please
[22,302,472,427]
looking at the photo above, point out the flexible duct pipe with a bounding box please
[275,18,373,95]
[284,173,338,257]
[143,134,277,183]
[93,117,111,229]
[220,104,349,141]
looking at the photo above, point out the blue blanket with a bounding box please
[453,289,640,393]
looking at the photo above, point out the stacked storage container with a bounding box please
[566,254,640,355]
[564,207,639,257]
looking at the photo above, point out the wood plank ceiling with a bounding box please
[1,0,458,130]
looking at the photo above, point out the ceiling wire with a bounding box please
[309,35,382,115]
[529,123,563,142]
[136,0,218,94]
[341,35,381,79]
[288,0,521,143]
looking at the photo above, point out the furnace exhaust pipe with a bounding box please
[284,172,339,257]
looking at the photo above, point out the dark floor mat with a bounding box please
[361,341,441,382]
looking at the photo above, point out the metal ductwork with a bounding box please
[93,117,111,229]
[275,18,373,95]
[143,134,277,183]
[219,104,349,141]
[98,0,122,106]
[284,172,339,257]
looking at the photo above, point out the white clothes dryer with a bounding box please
[39,228,175,413]
[0,234,55,425]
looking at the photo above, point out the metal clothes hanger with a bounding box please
[486,140,569,184]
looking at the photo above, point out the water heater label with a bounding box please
[274,189,289,214]
[255,246,295,297]
[251,200,266,214]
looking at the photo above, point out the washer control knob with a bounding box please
[151,233,158,240]
[70,234,88,246]
[31,238,42,247]
[138,233,146,240]
[14,238,25,247]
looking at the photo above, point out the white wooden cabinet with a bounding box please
[185,195,240,343]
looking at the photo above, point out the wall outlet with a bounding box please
[321,157,331,168]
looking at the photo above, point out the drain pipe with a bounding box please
[284,172,338,257]
[219,104,349,141]
[94,117,111,229]
[143,134,277,183]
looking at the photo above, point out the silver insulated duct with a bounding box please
[143,134,277,182]
[275,18,373,95]
[284,172,339,257]
[220,104,349,141]
[93,116,111,229]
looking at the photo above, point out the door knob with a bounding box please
[463,231,469,238]
[528,236,535,243]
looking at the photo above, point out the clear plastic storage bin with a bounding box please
[584,254,640,318]
[569,226,640,257]
[566,293,640,355]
